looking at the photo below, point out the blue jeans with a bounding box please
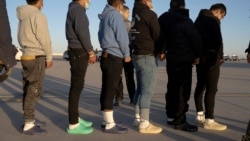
[133,55,158,121]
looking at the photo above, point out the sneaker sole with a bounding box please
[204,126,227,131]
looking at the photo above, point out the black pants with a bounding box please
[114,61,135,102]
[194,60,220,119]
[68,48,88,124]
[123,61,135,102]
[114,75,123,102]
[242,120,250,141]
[166,62,193,125]
[100,52,123,110]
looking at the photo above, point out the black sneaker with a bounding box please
[175,122,198,132]
[22,125,47,135]
[103,124,128,134]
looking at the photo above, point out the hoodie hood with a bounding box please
[132,2,150,17]
[16,5,39,21]
[98,4,118,20]
[197,9,220,24]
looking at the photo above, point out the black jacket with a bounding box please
[0,0,17,68]
[194,9,223,59]
[130,2,160,55]
[158,8,202,64]
[245,41,250,53]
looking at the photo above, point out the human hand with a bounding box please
[88,54,97,64]
[247,53,250,64]
[88,50,96,64]
[158,53,166,61]
[124,56,131,63]
[193,58,200,65]
[219,59,224,65]
[46,61,53,69]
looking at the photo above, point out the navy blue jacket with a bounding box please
[66,2,93,52]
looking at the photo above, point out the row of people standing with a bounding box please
[158,0,227,132]
[10,0,233,136]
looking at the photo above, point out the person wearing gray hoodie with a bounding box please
[16,0,53,135]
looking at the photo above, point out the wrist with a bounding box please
[88,50,94,55]
[89,54,95,58]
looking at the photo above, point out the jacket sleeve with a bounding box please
[35,13,53,61]
[74,7,93,52]
[112,14,130,58]
[149,12,160,43]
[245,41,250,53]
[157,15,167,54]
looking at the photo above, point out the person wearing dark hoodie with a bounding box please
[0,0,17,82]
[193,3,227,131]
[113,5,136,106]
[98,0,131,134]
[158,0,201,132]
[130,0,162,134]
[245,41,250,63]
[65,0,96,135]
[16,0,53,135]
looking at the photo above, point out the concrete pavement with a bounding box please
[0,57,249,141]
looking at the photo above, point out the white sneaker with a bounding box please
[204,121,227,131]
[139,123,162,134]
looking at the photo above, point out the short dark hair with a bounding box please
[26,0,40,5]
[170,0,185,9]
[210,3,227,16]
[123,5,129,11]
[108,0,125,6]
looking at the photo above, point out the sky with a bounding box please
[5,0,250,57]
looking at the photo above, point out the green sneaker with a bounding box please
[67,124,93,135]
[79,118,93,127]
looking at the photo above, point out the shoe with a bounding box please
[21,121,46,129]
[22,125,47,135]
[67,124,93,135]
[103,124,128,134]
[113,101,120,106]
[101,122,122,129]
[204,121,227,131]
[175,122,198,132]
[133,119,140,127]
[139,124,162,134]
[167,118,175,125]
[129,100,134,106]
[79,118,92,127]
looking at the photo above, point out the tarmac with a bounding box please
[0,56,249,141]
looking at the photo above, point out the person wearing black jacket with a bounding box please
[242,42,250,141]
[0,0,17,82]
[158,0,201,132]
[130,0,162,134]
[193,3,227,131]
[245,41,250,63]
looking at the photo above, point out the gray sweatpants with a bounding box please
[22,56,45,122]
